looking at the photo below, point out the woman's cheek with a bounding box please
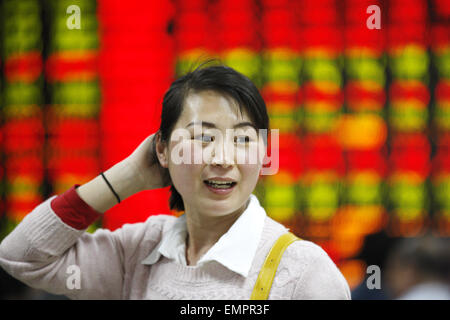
[169,139,198,166]
[235,141,265,166]
[238,163,261,189]
[169,161,202,196]
[168,141,203,194]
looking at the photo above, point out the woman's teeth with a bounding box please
[204,180,236,189]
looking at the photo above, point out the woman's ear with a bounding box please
[155,131,169,168]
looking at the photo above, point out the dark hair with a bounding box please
[151,61,269,212]
[388,236,450,282]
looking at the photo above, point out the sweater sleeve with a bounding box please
[50,184,102,230]
[0,189,128,299]
[291,241,351,300]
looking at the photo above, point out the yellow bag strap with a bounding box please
[250,232,301,300]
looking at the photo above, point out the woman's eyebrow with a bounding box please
[186,121,215,128]
[234,122,258,130]
[186,121,257,130]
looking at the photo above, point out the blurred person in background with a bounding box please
[384,235,450,300]
[351,230,400,300]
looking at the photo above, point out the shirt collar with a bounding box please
[141,194,266,277]
[140,215,188,266]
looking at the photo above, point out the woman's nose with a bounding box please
[210,140,235,167]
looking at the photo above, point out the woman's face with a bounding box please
[160,90,266,218]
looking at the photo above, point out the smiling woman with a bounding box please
[159,91,263,208]
[0,63,351,300]
[153,62,269,213]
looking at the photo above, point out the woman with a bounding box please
[0,64,350,299]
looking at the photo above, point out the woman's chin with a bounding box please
[198,197,249,218]
[202,201,234,214]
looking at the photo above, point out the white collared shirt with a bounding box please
[141,194,266,277]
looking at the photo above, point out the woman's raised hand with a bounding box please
[124,132,171,192]
[75,132,171,213]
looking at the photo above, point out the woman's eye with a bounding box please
[235,136,250,144]
[193,134,214,143]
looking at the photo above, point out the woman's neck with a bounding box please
[184,200,249,266]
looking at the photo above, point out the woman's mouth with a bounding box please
[203,180,237,195]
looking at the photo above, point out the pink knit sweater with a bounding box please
[0,191,351,300]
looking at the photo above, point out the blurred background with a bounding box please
[0,0,449,299]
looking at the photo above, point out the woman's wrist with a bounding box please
[104,159,146,199]
[75,160,144,213]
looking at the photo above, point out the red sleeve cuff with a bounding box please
[50,184,102,230]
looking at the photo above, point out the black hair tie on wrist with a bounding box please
[101,172,121,204]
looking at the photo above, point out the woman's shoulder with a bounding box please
[100,214,176,255]
[262,217,330,267]
[284,239,351,299]
[284,238,333,267]
[113,214,178,242]
[263,217,351,299]
[263,216,331,261]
